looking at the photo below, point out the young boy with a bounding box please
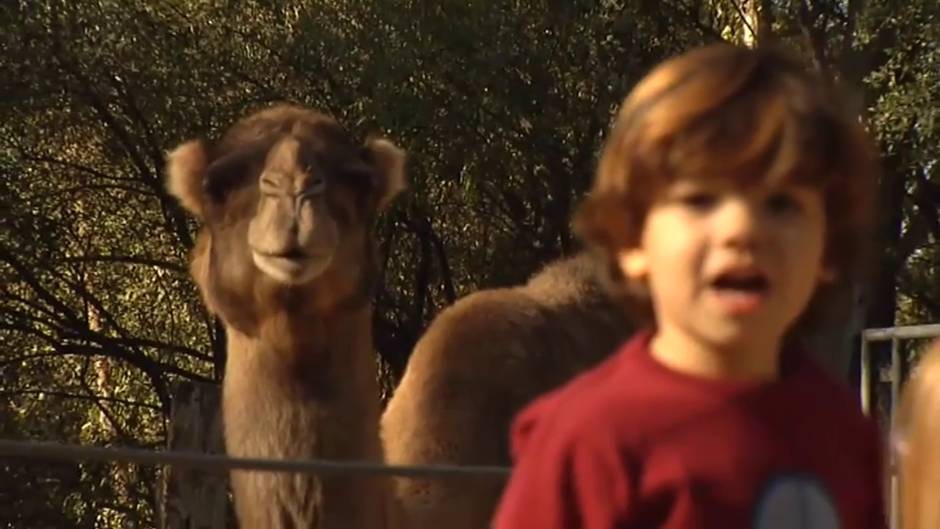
[492,44,885,529]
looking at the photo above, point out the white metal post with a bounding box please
[860,338,871,415]
[889,337,901,529]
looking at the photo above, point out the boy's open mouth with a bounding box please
[711,272,769,293]
[709,270,770,315]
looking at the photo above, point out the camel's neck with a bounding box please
[224,303,380,406]
[220,302,385,472]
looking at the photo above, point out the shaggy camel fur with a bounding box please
[381,253,633,528]
[166,104,405,529]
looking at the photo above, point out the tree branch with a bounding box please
[730,0,757,42]
[841,0,863,58]
[78,356,135,441]
[798,0,831,78]
[0,245,84,328]
[0,389,161,412]
[17,153,137,184]
[56,343,213,386]
[427,222,456,304]
[108,74,165,179]
[1,253,177,410]
[1,289,74,331]
[912,169,940,241]
[59,255,187,275]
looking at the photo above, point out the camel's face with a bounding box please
[166,104,406,320]
[199,127,381,291]
[245,136,358,285]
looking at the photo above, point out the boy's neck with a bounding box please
[650,325,782,382]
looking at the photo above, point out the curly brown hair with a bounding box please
[575,43,879,327]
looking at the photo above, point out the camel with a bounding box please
[165,103,406,529]
[380,252,633,528]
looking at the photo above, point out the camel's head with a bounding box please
[166,104,405,328]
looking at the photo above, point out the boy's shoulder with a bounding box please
[509,331,878,461]
[508,331,664,458]
[784,348,877,433]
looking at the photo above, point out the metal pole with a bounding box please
[890,338,901,419]
[860,338,871,415]
[862,323,940,341]
[0,440,511,479]
[890,337,901,529]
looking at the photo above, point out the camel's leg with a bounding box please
[382,373,510,529]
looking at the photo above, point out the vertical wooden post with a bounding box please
[159,381,230,529]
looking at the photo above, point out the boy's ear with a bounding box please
[617,248,649,282]
[818,266,837,284]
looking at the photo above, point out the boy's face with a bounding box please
[618,175,830,356]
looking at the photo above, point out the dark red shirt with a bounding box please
[492,331,886,529]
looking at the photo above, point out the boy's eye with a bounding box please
[766,192,802,215]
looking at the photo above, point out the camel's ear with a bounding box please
[364,138,407,211]
[166,140,209,219]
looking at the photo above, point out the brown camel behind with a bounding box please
[166,103,405,529]
[381,253,633,529]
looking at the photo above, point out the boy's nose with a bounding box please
[714,199,762,249]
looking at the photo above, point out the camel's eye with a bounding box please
[305,174,327,196]
[205,159,257,203]
[336,166,375,197]
[204,140,271,203]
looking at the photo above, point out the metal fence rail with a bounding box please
[0,439,511,480]
[859,323,940,416]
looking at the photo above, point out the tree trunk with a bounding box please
[158,382,229,529]
[863,149,907,420]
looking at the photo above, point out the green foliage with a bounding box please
[1,0,937,526]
